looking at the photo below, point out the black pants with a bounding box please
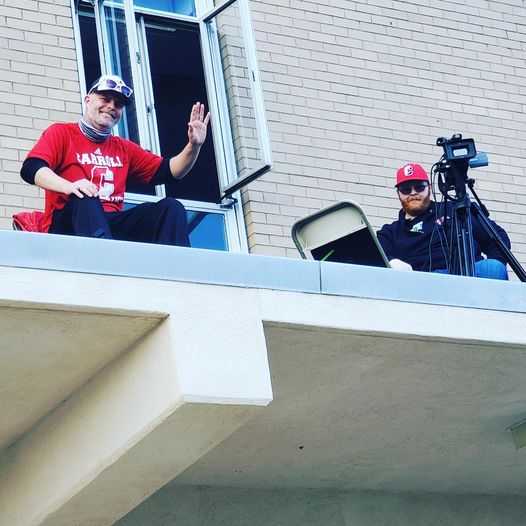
[50,195,190,247]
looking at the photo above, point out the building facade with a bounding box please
[2,2,526,526]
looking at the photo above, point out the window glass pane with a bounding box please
[206,1,267,195]
[216,5,259,179]
[135,0,195,16]
[99,4,140,145]
[111,0,195,16]
[187,210,227,250]
[78,8,102,93]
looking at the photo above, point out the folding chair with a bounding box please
[291,200,390,268]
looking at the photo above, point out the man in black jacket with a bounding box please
[377,162,510,280]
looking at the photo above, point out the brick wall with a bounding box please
[246,0,526,274]
[0,0,81,230]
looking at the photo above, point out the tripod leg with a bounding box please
[449,198,476,277]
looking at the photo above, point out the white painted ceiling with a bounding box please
[0,305,163,454]
[175,323,526,496]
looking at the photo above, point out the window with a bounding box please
[73,0,271,252]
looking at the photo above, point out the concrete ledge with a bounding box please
[320,260,526,313]
[0,230,525,314]
[0,230,320,293]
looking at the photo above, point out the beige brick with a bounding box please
[0,26,26,41]
[275,204,313,218]
[7,17,40,33]
[250,244,288,257]
[16,127,43,141]
[305,187,337,202]
[247,232,270,246]
[0,6,22,18]
[22,195,45,209]
[0,218,12,232]
[3,175,22,193]
[12,0,38,11]
[0,194,23,206]
[269,235,295,248]
[4,182,38,197]
[266,213,296,227]
[57,36,76,49]
[40,3,70,17]
[257,223,284,236]
[11,61,47,77]
[242,209,266,225]
[32,97,65,111]
[0,147,19,162]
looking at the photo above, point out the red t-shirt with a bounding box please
[26,122,163,232]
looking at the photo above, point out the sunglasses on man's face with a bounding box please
[397,182,429,196]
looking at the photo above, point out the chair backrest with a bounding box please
[291,200,390,268]
[12,211,45,232]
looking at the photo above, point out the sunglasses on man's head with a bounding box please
[90,78,133,98]
[397,182,429,196]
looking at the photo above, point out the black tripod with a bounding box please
[437,159,526,282]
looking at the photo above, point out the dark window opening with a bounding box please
[145,20,220,203]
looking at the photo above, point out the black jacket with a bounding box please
[377,201,510,272]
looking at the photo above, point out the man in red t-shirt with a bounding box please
[20,74,210,246]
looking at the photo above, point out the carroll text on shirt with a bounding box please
[76,153,124,167]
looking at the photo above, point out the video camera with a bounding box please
[435,134,488,198]
[436,133,488,169]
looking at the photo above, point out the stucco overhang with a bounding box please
[0,231,525,525]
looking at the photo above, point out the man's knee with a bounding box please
[475,259,508,281]
[68,194,104,211]
[66,195,111,238]
[156,197,187,217]
[135,197,189,246]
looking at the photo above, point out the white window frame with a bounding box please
[71,0,272,253]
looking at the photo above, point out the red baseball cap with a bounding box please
[395,163,429,186]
